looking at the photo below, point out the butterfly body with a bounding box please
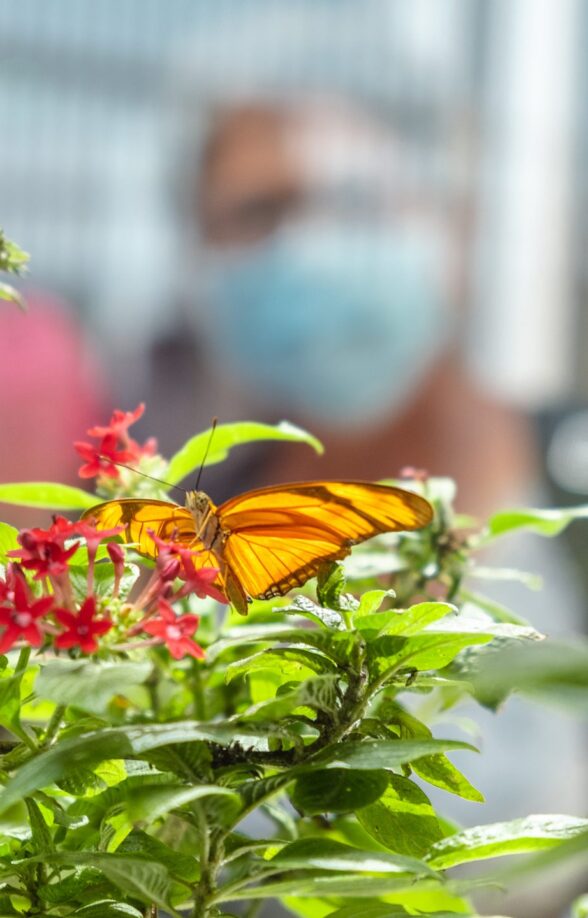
[82,481,433,615]
[185,490,224,550]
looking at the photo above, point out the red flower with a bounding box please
[74,434,137,479]
[148,531,227,604]
[142,599,205,660]
[73,519,125,556]
[0,572,53,652]
[75,404,158,480]
[87,404,145,441]
[177,553,227,604]
[54,595,113,654]
[107,542,125,597]
[9,517,79,580]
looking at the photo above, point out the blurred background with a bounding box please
[0,0,586,507]
[0,2,586,913]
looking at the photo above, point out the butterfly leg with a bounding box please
[210,537,250,616]
[221,565,250,616]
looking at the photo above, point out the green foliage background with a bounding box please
[0,411,586,915]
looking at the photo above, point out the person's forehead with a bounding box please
[201,104,298,197]
[204,99,400,182]
[285,100,401,187]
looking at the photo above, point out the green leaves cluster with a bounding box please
[0,229,29,310]
[0,420,586,917]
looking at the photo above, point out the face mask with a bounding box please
[196,224,452,428]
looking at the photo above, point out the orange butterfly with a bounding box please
[82,481,433,615]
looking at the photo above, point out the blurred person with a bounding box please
[0,289,106,527]
[182,99,536,519]
[143,5,587,915]
[150,2,535,520]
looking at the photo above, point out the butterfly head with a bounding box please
[185,490,214,523]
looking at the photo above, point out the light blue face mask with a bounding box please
[198,225,451,428]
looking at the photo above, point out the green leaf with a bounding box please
[282,594,345,629]
[326,908,410,918]
[0,282,26,310]
[166,420,323,485]
[217,874,445,902]
[241,674,341,720]
[0,232,30,274]
[226,655,313,688]
[489,827,588,886]
[69,561,139,603]
[412,753,483,803]
[238,773,293,814]
[573,895,588,918]
[215,626,356,668]
[0,522,18,562]
[355,589,396,618]
[469,639,588,711]
[485,504,588,540]
[382,707,483,803]
[268,837,436,876]
[225,647,336,684]
[65,773,175,823]
[0,482,97,510]
[0,721,277,813]
[125,783,240,825]
[314,738,476,771]
[206,623,297,660]
[358,774,444,857]
[467,564,542,591]
[291,769,389,815]
[117,829,199,884]
[72,903,143,917]
[327,908,474,918]
[356,602,456,638]
[427,815,588,869]
[37,870,115,906]
[280,899,333,918]
[367,632,492,680]
[316,561,347,610]
[0,671,23,734]
[32,852,179,914]
[35,659,153,715]
[25,798,53,854]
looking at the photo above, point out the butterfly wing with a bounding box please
[81,499,199,559]
[218,481,433,600]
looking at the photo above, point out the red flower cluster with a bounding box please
[0,567,54,653]
[142,599,205,660]
[2,516,121,655]
[55,596,112,654]
[0,564,112,655]
[0,509,216,660]
[0,406,218,660]
[75,403,157,479]
[150,531,226,605]
[13,516,79,580]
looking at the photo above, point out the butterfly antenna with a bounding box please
[195,417,218,491]
[98,457,187,495]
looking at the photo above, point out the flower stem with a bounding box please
[15,645,31,676]
[41,705,66,748]
[191,658,206,720]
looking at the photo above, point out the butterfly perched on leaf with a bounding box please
[82,481,433,615]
